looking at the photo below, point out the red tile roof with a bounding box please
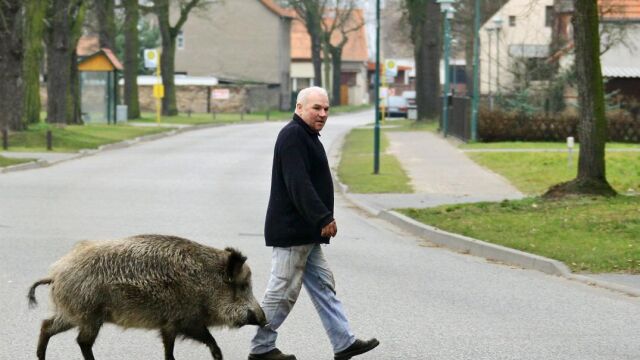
[291,9,368,62]
[599,0,640,19]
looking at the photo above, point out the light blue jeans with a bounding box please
[250,244,356,354]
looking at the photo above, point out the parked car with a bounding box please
[384,95,409,118]
[401,90,416,108]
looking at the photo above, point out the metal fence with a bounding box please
[440,96,471,142]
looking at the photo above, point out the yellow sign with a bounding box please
[153,84,164,98]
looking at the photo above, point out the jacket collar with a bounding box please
[293,113,320,136]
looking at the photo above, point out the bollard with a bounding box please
[266,109,270,121]
[187,109,192,117]
[46,130,53,151]
[2,129,7,150]
[240,110,244,121]
[212,110,216,120]
[567,136,574,168]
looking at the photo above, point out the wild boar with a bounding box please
[28,234,267,360]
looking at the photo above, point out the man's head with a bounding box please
[295,86,330,132]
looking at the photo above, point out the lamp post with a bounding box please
[437,0,456,137]
[373,0,381,174]
[470,0,481,142]
[493,17,504,94]
[486,24,495,110]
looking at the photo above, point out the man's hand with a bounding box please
[321,220,337,238]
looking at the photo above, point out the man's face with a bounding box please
[297,91,330,132]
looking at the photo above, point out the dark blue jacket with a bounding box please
[264,114,334,247]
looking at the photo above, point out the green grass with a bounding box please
[133,105,372,126]
[461,141,640,149]
[468,152,640,195]
[383,119,439,132]
[5,123,173,153]
[338,128,413,193]
[398,196,640,273]
[0,156,34,168]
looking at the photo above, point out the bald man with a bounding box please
[249,87,378,360]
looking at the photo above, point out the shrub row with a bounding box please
[478,109,640,143]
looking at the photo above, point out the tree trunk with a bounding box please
[23,0,47,125]
[307,15,323,87]
[322,35,331,100]
[46,0,72,125]
[94,0,116,50]
[0,1,26,131]
[544,0,616,197]
[412,1,441,121]
[330,46,342,106]
[123,0,140,119]
[157,0,178,116]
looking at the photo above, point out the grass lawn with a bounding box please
[467,151,640,195]
[133,105,372,126]
[338,128,413,193]
[5,123,173,153]
[383,119,439,132]
[0,156,34,168]
[398,196,640,273]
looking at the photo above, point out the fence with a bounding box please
[440,96,471,142]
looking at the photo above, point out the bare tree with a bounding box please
[0,0,25,131]
[545,0,616,197]
[404,0,441,121]
[320,1,364,105]
[288,0,328,88]
[143,0,212,116]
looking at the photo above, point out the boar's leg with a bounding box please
[76,321,102,360]
[160,328,177,360]
[37,316,74,359]
[181,324,223,360]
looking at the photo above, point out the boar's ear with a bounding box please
[224,247,247,283]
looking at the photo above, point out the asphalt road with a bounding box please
[1,111,638,360]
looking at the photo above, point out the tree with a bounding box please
[93,0,116,49]
[288,0,327,88]
[544,0,616,197]
[404,0,441,121]
[122,0,141,119]
[0,1,25,131]
[320,1,364,105]
[45,0,86,125]
[143,0,211,116]
[23,0,48,126]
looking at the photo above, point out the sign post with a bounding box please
[144,49,163,124]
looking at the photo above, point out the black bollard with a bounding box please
[2,129,8,150]
[266,109,270,121]
[46,130,52,151]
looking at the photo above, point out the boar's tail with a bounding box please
[28,278,53,309]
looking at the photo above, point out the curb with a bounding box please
[329,128,640,298]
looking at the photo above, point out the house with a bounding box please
[289,9,369,105]
[173,0,293,110]
[481,0,640,105]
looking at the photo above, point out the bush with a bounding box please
[479,108,640,143]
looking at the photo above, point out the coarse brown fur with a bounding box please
[28,234,266,360]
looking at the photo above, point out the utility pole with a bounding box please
[470,0,481,141]
[373,0,381,174]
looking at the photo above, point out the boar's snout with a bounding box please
[246,307,267,327]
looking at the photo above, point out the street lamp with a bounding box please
[485,24,495,110]
[492,16,504,94]
[437,0,456,137]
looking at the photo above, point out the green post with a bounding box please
[470,0,481,141]
[373,0,381,174]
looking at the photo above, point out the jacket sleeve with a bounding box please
[279,132,333,230]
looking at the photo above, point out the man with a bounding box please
[249,87,379,360]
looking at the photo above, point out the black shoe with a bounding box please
[248,348,297,360]
[334,338,380,360]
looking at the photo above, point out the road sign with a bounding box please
[212,88,230,100]
[144,49,158,69]
[384,59,398,77]
[153,84,164,98]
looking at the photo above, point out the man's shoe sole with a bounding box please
[334,339,380,360]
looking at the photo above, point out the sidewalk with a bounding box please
[334,130,640,298]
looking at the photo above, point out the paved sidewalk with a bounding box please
[350,131,524,211]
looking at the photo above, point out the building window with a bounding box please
[177,30,185,50]
[509,15,516,27]
[545,6,554,27]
